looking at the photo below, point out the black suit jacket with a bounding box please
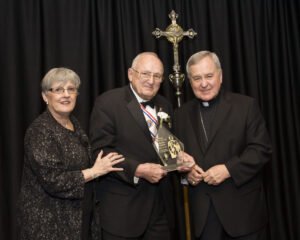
[174,91,272,237]
[89,86,175,237]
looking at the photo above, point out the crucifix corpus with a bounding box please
[152,10,197,107]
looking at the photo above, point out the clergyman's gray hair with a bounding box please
[186,51,221,76]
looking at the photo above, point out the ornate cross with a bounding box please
[152,10,197,107]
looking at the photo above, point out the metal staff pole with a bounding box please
[152,10,197,240]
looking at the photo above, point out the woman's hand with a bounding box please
[82,150,124,182]
[93,150,124,176]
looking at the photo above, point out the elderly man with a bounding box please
[174,51,272,240]
[90,52,193,240]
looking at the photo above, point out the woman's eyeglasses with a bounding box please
[48,87,78,95]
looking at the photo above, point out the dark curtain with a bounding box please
[0,0,299,240]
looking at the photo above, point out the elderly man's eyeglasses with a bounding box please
[48,87,78,95]
[131,68,163,82]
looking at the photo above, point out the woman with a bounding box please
[18,68,124,240]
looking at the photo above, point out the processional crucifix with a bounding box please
[152,10,197,107]
[152,10,197,240]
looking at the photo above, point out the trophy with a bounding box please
[153,110,185,172]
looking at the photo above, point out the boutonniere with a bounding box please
[157,109,171,128]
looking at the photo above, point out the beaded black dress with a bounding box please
[18,110,93,240]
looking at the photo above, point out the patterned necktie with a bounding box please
[140,103,158,141]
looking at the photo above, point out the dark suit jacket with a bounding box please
[174,90,272,237]
[89,86,175,238]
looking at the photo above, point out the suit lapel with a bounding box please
[187,92,232,155]
[155,101,164,114]
[206,92,231,150]
[125,88,153,143]
[188,99,205,155]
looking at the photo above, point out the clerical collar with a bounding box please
[199,92,220,108]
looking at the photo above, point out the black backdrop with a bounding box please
[0,0,299,240]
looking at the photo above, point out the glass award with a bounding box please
[153,124,185,172]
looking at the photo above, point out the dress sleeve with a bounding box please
[24,126,85,199]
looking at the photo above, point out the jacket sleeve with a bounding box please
[89,97,140,185]
[225,99,272,187]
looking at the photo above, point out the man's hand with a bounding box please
[135,163,167,183]
[187,164,204,186]
[202,164,230,185]
[177,151,196,172]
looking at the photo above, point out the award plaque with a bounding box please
[153,124,185,172]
